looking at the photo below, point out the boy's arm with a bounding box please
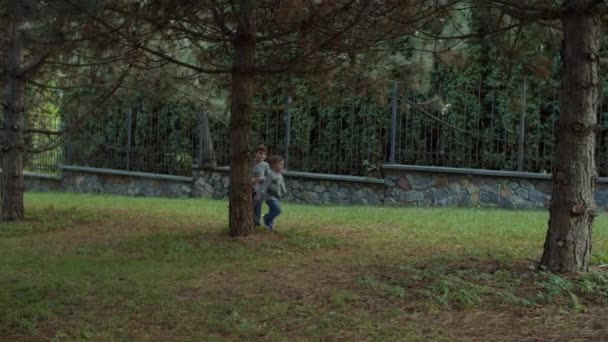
[257,175,271,196]
[252,167,265,184]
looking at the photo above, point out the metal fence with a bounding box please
[249,99,390,176]
[238,81,607,177]
[16,79,608,178]
[66,106,198,176]
[199,102,390,177]
[390,80,608,176]
[23,114,63,174]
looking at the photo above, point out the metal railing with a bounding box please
[388,80,607,177]
[66,107,198,176]
[15,79,608,178]
[23,114,63,174]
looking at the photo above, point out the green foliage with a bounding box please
[534,271,608,311]
[536,273,576,304]
[413,16,560,172]
[577,271,608,299]
[422,274,489,309]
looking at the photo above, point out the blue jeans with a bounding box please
[264,197,282,229]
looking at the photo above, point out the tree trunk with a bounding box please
[228,0,257,237]
[1,0,26,221]
[540,1,601,272]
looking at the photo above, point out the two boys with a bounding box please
[251,145,286,231]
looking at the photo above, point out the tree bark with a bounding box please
[1,0,26,221]
[228,0,257,237]
[540,1,601,272]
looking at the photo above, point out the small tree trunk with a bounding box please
[228,0,257,237]
[540,2,601,272]
[1,0,26,221]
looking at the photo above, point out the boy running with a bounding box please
[256,155,287,231]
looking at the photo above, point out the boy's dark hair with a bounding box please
[267,155,284,167]
[256,144,268,153]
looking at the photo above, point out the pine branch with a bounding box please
[24,128,65,135]
[487,1,563,20]
[17,50,50,77]
[25,136,64,153]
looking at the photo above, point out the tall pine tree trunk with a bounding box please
[540,1,600,272]
[228,0,256,237]
[1,0,26,221]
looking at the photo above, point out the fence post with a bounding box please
[198,110,217,168]
[197,110,204,165]
[284,97,292,169]
[390,80,398,164]
[63,114,72,166]
[126,107,132,171]
[517,79,527,172]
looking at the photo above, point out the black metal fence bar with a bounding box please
[517,80,527,172]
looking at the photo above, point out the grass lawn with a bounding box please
[1,192,608,341]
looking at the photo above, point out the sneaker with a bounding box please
[263,215,273,231]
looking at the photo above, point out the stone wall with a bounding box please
[192,167,386,205]
[192,165,608,210]
[20,164,608,210]
[191,167,230,199]
[384,165,608,210]
[383,166,554,209]
[24,172,62,192]
[62,166,192,198]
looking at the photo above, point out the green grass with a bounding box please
[1,192,607,341]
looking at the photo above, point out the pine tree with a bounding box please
[91,0,438,236]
